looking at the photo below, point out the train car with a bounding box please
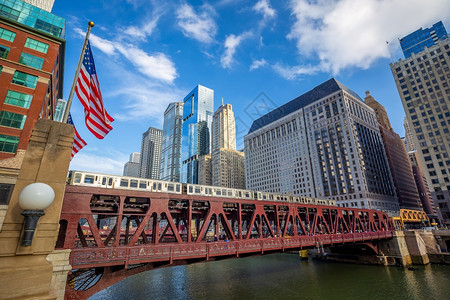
[67,171,182,194]
[67,170,336,206]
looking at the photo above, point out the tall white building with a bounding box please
[245,78,398,211]
[403,116,416,152]
[211,103,245,189]
[160,102,183,181]
[123,152,140,177]
[22,0,55,12]
[139,127,162,179]
[391,28,450,224]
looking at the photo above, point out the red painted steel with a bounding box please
[59,185,394,299]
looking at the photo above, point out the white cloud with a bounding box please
[272,63,319,80]
[115,43,177,83]
[70,150,128,175]
[253,0,276,20]
[75,29,178,83]
[74,28,116,56]
[287,0,450,75]
[221,32,252,69]
[109,78,184,122]
[121,17,159,41]
[250,58,268,70]
[176,4,217,44]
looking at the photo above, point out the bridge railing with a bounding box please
[69,231,393,269]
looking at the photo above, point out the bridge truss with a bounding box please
[58,185,393,299]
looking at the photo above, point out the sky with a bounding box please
[51,0,450,176]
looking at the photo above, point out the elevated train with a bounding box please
[67,170,336,206]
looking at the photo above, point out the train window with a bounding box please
[176,184,180,192]
[195,187,201,194]
[158,183,162,190]
[139,181,146,189]
[102,177,106,185]
[189,186,193,193]
[130,180,138,188]
[120,179,128,187]
[84,175,95,184]
[167,184,174,192]
[74,173,81,183]
[108,178,113,186]
[228,191,232,196]
[217,190,221,195]
[153,183,157,190]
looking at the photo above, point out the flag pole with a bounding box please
[62,21,95,123]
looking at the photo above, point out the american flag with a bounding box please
[75,41,114,139]
[67,113,87,158]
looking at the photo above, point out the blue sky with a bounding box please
[51,0,450,175]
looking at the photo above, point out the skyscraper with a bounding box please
[365,91,421,210]
[123,152,140,177]
[403,116,415,152]
[181,85,214,184]
[390,22,450,224]
[211,103,245,189]
[160,102,183,182]
[400,21,448,59]
[408,151,439,222]
[53,99,67,122]
[21,0,54,12]
[197,153,212,186]
[139,127,162,179]
[245,78,398,211]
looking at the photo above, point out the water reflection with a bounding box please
[91,254,450,300]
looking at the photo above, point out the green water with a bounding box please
[91,253,450,299]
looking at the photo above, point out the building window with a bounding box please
[0,183,14,205]
[19,52,44,69]
[4,90,32,109]
[24,37,49,54]
[0,111,27,129]
[0,27,16,42]
[0,134,19,153]
[0,44,9,58]
[12,71,38,89]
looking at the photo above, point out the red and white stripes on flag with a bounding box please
[75,41,114,139]
[67,113,87,158]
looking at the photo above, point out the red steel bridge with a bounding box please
[57,185,394,299]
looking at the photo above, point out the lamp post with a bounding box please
[18,183,55,246]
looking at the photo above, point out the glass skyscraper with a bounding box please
[160,102,183,182]
[139,127,162,179]
[400,21,447,58]
[181,85,214,183]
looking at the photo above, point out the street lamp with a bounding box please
[18,183,55,246]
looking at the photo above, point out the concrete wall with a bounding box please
[0,120,73,299]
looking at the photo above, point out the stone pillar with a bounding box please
[47,249,72,300]
[378,231,412,266]
[404,230,430,264]
[0,119,73,300]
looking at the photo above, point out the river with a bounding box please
[90,253,450,299]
